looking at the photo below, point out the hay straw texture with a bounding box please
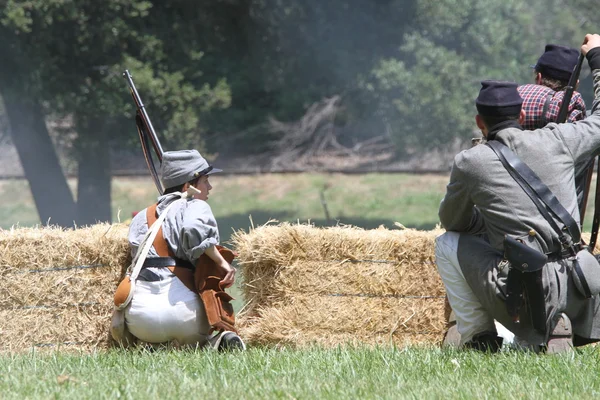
[232,223,447,347]
[0,224,130,353]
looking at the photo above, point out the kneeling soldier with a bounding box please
[437,34,600,353]
[114,149,244,350]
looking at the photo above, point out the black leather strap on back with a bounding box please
[486,140,580,251]
[142,256,195,269]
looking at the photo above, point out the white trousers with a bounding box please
[435,231,514,345]
[124,275,210,345]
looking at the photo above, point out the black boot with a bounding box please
[463,331,503,353]
[218,332,246,351]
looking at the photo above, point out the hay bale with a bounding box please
[232,223,446,347]
[0,224,129,352]
[238,295,446,347]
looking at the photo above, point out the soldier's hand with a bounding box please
[582,34,600,55]
[218,261,236,289]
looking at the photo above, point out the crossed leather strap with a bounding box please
[146,204,237,333]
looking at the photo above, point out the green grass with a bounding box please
[0,173,449,243]
[3,173,597,239]
[1,346,600,399]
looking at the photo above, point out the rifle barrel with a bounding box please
[556,52,585,124]
[123,70,164,160]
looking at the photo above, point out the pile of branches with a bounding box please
[268,96,392,170]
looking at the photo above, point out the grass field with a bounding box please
[2,346,600,399]
[3,173,600,399]
[0,173,450,243]
[3,173,596,242]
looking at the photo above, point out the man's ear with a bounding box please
[535,72,543,85]
[475,114,486,131]
[182,182,190,191]
[518,109,526,125]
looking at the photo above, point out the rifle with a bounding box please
[554,53,596,230]
[556,53,600,251]
[556,52,584,124]
[123,70,164,194]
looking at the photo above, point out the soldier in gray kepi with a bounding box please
[435,33,600,353]
[122,149,245,351]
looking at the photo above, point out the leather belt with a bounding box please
[546,249,576,262]
[142,257,194,270]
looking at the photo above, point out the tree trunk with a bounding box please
[3,96,77,227]
[75,117,112,225]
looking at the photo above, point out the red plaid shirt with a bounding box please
[517,84,586,130]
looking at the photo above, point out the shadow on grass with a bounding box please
[218,209,439,244]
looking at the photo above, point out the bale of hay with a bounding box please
[239,295,446,347]
[232,223,446,347]
[0,224,130,352]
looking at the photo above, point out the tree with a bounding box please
[366,0,592,157]
[0,0,231,225]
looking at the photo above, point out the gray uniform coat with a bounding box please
[129,193,220,279]
[439,69,600,344]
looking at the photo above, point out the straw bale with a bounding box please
[232,223,444,312]
[0,223,130,272]
[275,258,443,297]
[231,223,448,347]
[0,224,130,353]
[233,224,600,347]
[238,295,445,347]
[0,305,113,352]
[233,223,442,268]
[2,267,121,309]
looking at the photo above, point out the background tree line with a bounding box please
[1,0,598,226]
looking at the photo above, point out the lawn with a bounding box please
[1,346,599,399]
[3,173,596,242]
[0,173,450,243]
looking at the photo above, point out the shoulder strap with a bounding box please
[128,196,184,281]
[146,199,197,292]
[486,140,580,252]
[146,203,173,257]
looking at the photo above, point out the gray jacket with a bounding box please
[438,68,600,341]
[128,193,220,279]
[440,70,600,254]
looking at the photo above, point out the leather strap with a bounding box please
[146,204,196,292]
[486,140,580,252]
[142,257,194,269]
[522,270,547,333]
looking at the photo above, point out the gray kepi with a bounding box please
[159,150,222,190]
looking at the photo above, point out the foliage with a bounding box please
[2,0,598,160]
[0,0,231,154]
[365,0,591,156]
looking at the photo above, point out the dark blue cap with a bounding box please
[534,44,579,81]
[475,80,523,117]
